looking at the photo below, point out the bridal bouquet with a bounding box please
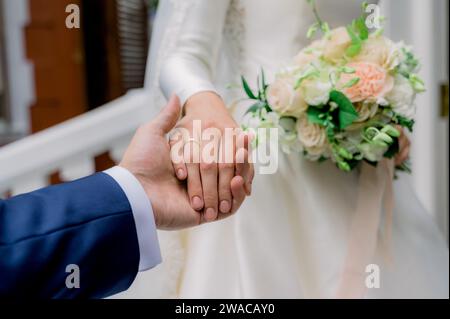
[241,2,425,172]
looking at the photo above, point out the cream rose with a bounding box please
[352,35,401,71]
[354,101,379,123]
[300,77,332,106]
[296,115,329,157]
[385,74,416,119]
[294,40,324,67]
[267,76,307,117]
[323,27,351,64]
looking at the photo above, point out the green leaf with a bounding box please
[261,68,266,89]
[353,17,369,40]
[306,106,327,126]
[394,113,415,132]
[321,22,331,36]
[346,25,361,44]
[307,23,319,39]
[339,66,356,74]
[294,67,320,89]
[245,102,263,115]
[337,161,351,172]
[346,43,362,57]
[381,124,401,137]
[364,159,378,167]
[326,126,336,142]
[395,160,412,174]
[342,77,360,88]
[241,76,257,99]
[260,68,268,99]
[409,74,426,93]
[383,137,399,159]
[329,90,359,129]
[345,25,362,57]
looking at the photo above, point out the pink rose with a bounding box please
[340,62,394,102]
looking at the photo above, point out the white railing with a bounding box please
[0,89,158,197]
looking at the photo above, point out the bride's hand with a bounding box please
[395,127,411,166]
[169,92,254,222]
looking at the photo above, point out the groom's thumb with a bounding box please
[152,95,181,134]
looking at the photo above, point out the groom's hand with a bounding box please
[119,95,248,230]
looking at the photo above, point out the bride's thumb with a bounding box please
[152,94,181,134]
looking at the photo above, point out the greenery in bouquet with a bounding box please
[241,0,425,172]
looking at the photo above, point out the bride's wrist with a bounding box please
[184,91,227,116]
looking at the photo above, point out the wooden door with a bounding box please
[25,0,87,133]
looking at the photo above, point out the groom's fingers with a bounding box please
[200,161,219,222]
[200,130,221,222]
[169,131,187,180]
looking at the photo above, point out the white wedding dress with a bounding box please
[118,0,449,299]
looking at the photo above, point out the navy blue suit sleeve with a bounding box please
[0,173,140,299]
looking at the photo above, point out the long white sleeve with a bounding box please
[159,0,231,105]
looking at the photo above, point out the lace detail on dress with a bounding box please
[223,0,246,73]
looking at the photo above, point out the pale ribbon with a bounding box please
[335,159,395,299]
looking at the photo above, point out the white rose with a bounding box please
[296,115,329,157]
[294,40,324,67]
[385,74,416,119]
[300,77,332,106]
[267,76,307,117]
[323,27,352,64]
[354,101,379,123]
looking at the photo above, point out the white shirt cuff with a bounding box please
[104,166,162,271]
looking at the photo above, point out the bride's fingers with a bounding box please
[235,148,247,176]
[200,160,219,222]
[200,131,221,221]
[186,162,204,211]
[217,137,235,214]
[184,137,203,210]
[235,147,253,196]
[230,175,246,214]
[236,132,254,195]
[218,163,234,214]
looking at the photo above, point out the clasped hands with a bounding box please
[120,93,254,230]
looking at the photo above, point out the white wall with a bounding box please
[0,0,34,134]
[384,0,449,238]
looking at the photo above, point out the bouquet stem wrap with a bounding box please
[336,159,394,298]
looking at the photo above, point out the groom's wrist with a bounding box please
[125,171,162,229]
[104,166,162,271]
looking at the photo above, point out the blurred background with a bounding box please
[0,0,448,241]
